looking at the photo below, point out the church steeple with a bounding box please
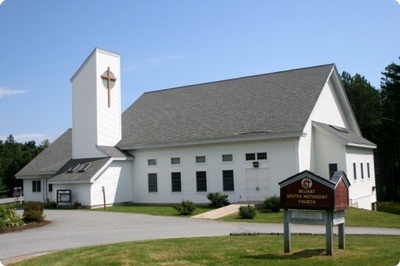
[70,48,121,159]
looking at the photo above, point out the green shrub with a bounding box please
[43,201,57,209]
[264,195,281,213]
[23,202,45,223]
[0,206,24,229]
[73,201,82,209]
[238,205,256,219]
[207,192,230,208]
[173,200,196,215]
[377,201,400,215]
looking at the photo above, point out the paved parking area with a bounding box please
[1,209,400,264]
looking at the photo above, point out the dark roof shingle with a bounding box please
[117,64,335,148]
[15,129,72,177]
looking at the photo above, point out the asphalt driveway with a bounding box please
[1,210,400,264]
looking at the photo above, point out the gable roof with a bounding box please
[313,121,376,148]
[117,64,335,149]
[15,129,72,177]
[15,129,133,181]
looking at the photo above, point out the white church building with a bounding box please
[16,48,377,210]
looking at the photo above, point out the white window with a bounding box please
[148,173,158,193]
[245,153,256,161]
[32,180,41,192]
[360,163,364,179]
[196,156,206,164]
[353,163,357,180]
[148,159,157,166]
[171,157,180,165]
[222,154,233,162]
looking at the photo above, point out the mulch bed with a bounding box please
[0,220,51,234]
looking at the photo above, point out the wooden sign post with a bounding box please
[279,170,350,256]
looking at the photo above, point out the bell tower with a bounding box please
[70,48,121,159]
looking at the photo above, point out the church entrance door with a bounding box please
[245,168,270,202]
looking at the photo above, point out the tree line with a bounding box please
[341,58,400,202]
[0,59,399,201]
[0,136,49,197]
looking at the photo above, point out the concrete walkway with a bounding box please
[1,209,400,265]
[191,203,246,219]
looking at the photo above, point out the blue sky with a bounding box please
[0,0,399,144]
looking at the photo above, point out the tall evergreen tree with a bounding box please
[0,135,51,197]
[341,72,386,200]
[341,71,382,144]
[380,59,400,201]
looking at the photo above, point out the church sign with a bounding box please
[279,170,350,256]
[279,171,349,211]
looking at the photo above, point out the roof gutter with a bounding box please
[118,131,303,150]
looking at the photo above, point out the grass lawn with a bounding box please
[221,207,400,228]
[4,204,400,265]
[94,205,400,228]
[12,235,400,266]
[92,204,213,217]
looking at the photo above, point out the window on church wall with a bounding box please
[32,180,41,193]
[246,152,267,161]
[257,152,267,160]
[148,173,158,193]
[171,157,181,165]
[329,163,338,179]
[196,156,206,164]
[148,159,157,166]
[353,163,357,180]
[171,172,181,192]
[222,154,233,162]
[245,153,256,161]
[367,163,371,178]
[360,163,364,179]
[196,171,207,192]
[48,184,53,192]
[222,170,234,191]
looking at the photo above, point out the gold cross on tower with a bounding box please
[100,67,117,108]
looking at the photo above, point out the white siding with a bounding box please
[129,138,298,204]
[345,146,376,210]
[310,80,347,127]
[22,179,43,202]
[298,120,312,171]
[72,50,103,159]
[299,78,347,173]
[96,50,121,146]
[312,128,346,177]
[22,176,54,203]
[71,48,121,159]
[90,161,133,207]
[52,183,92,206]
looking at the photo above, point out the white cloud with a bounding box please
[147,55,183,65]
[0,0,5,6]
[122,62,138,72]
[0,88,29,99]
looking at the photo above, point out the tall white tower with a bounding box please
[70,48,121,159]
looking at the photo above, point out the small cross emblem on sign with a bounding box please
[100,67,117,108]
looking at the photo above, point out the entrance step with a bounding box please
[191,203,252,220]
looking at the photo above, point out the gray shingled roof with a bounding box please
[15,129,72,177]
[117,64,335,149]
[50,157,111,183]
[313,121,376,148]
[97,146,133,158]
